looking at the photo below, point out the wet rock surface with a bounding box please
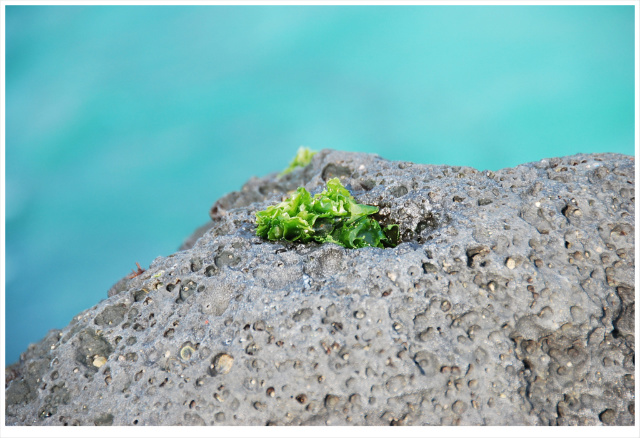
[5,150,635,426]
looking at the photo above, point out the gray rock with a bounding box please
[5,150,635,426]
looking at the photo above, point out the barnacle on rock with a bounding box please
[179,342,196,361]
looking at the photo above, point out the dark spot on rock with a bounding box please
[215,251,241,269]
[179,280,198,302]
[325,394,340,409]
[94,413,114,426]
[47,383,70,407]
[422,263,437,274]
[415,213,438,234]
[190,258,203,272]
[38,404,57,419]
[133,290,148,302]
[204,265,217,277]
[258,181,285,196]
[245,343,260,355]
[390,185,408,198]
[74,329,114,374]
[381,224,400,247]
[477,199,493,206]
[322,163,352,181]
[361,179,376,191]
[94,304,127,327]
[466,245,490,268]
[599,409,616,425]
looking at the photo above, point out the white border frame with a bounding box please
[1,1,638,437]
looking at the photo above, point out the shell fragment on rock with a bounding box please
[210,353,234,376]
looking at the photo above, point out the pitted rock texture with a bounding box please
[5,150,635,426]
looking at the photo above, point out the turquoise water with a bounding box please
[4,6,635,364]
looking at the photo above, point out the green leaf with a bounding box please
[279,146,317,176]
[255,178,399,249]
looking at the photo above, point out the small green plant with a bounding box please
[279,146,317,176]
[256,178,399,249]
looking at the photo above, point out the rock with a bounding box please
[5,150,635,426]
[599,409,617,425]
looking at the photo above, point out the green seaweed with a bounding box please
[279,146,317,176]
[256,178,399,249]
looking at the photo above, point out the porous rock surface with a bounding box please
[5,150,635,426]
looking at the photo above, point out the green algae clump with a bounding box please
[255,178,399,249]
[279,146,317,176]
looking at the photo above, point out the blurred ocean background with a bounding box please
[4,6,635,364]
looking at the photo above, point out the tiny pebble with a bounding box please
[92,356,107,368]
